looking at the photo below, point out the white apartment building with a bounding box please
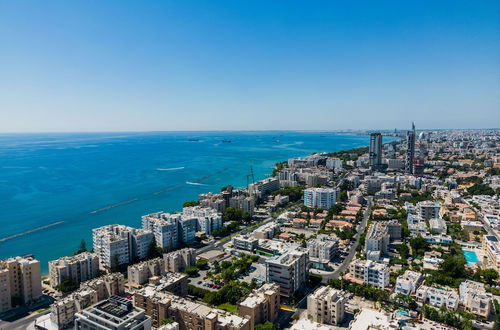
[303,188,337,210]
[253,222,279,239]
[395,270,423,295]
[142,212,180,251]
[266,248,309,297]
[232,235,258,251]
[249,178,280,199]
[127,258,165,286]
[238,283,280,329]
[0,255,42,313]
[182,206,222,236]
[307,286,346,326]
[163,248,196,273]
[308,235,339,263]
[74,296,151,330]
[178,217,197,243]
[429,217,447,234]
[326,157,343,170]
[364,220,401,255]
[93,225,153,270]
[416,285,459,310]
[482,235,500,273]
[459,280,493,318]
[417,201,441,221]
[349,259,389,289]
[48,252,99,288]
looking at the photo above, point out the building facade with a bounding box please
[307,286,346,326]
[48,252,99,289]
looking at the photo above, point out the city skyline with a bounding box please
[1,1,499,132]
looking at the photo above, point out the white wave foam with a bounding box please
[186,181,207,186]
[157,167,185,171]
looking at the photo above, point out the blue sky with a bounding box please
[0,1,499,132]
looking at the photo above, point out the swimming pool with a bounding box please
[463,250,479,265]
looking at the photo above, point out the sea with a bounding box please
[0,131,392,274]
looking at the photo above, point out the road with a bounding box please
[321,197,372,283]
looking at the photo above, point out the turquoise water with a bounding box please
[463,250,479,264]
[0,131,394,273]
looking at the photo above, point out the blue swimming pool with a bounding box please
[463,250,479,265]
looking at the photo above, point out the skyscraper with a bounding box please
[405,122,416,175]
[369,133,383,170]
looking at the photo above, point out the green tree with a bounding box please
[185,266,198,276]
[256,322,275,330]
[196,259,208,269]
[183,200,199,207]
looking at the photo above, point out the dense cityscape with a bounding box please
[1,126,499,330]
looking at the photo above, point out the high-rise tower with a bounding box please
[405,122,416,174]
[369,133,383,170]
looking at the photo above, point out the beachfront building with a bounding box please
[348,259,389,289]
[459,280,493,318]
[134,290,250,330]
[48,252,99,289]
[416,285,459,310]
[265,248,309,297]
[182,206,222,236]
[0,255,42,313]
[249,178,280,199]
[308,235,339,263]
[303,188,337,210]
[307,286,346,326]
[238,283,280,329]
[127,258,165,287]
[74,296,151,330]
[163,248,196,273]
[395,270,423,295]
[142,212,180,251]
[93,224,153,270]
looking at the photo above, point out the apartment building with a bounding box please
[416,285,458,310]
[74,296,151,330]
[249,178,280,199]
[134,291,250,330]
[308,235,339,263]
[364,220,401,255]
[50,273,125,328]
[482,235,500,273]
[142,212,180,251]
[395,270,423,295]
[265,248,309,297]
[93,224,153,270]
[348,259,389,289]
[229,195,255,217]
[303,188,337,210]
[326,157,343,170]
[127,258,165,286]
[199,189,255,216]
[232,235,258,252]
[307,286,346,326]
[134,272,189,300]
[253,222,279,239]
[459,280,493,318]
[417,201,441,221]
[0,255,42,313]
[182,206,222,236]
[178,217,198,243]
[48,252,99,288]
[163,248,196,273]
[237,283,280,329]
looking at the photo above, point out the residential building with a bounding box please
[253,222,279,239]
[307,286,346,326]
[93,224,153,270]
[74,296,151,330]
[135,273,189,298]
[417,201,441,221]
[238,283,280,329]
[482,235,500,273]
[178,217,197,243]
[0,255,42,313]
[395,270,423,295]
[459,280,493,318]
[232,235,258,252]
[429,218,447,234]
[416,285,459,310]
[127,258,165,286]
[163,248,196,273]
[303,188,337,210]
[50,273,125,328]
[265,248,309,297]
[369,133,383,170]
[134,291,250,330]
[348,259,389,289]
[142,212,180,251]
[326,157,343,170]
[364,220,401,255]
[48,252,99,289]
[182,206,222,236]
[405,123,416,175]
[249,178,280,199]
[308,235,339,263]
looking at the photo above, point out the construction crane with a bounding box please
[246,166,255,190]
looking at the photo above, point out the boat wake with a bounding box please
[186,181,208,186]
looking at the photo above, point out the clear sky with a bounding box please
[1,1,499,132]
